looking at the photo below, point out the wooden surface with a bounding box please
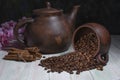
[0,35,120,80]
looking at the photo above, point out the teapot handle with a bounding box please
[14,18,34,45]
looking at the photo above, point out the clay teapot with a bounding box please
[14,2,80,54]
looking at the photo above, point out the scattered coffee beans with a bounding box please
[39,32,104,74]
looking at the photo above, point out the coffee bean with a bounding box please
[43,56,46,58]
[38,64,41,66]
[76,71,80,74]
[47,70,51,73]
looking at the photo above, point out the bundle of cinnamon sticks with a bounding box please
[3,47,42,62]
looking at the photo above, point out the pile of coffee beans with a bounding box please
[39,32,104,74]
[75,32,98,57]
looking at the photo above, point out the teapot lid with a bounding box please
[33,2,62,15]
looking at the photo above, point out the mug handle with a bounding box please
[14,18,34,45]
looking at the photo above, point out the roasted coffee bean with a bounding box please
[44,68,47,70]
[76,71,81,74]
[42,56,46,58]
[47,70,51,73]
[38,64,42,66]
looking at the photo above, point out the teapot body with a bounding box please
[23,15,72,53]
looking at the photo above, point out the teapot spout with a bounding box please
[67,5,80,27]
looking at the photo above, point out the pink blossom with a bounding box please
[7,29,14,40]
[0,28,3,35]
[8,20,17,28]
[1,22,10,30]
[1,34,9,47]
[19,27,25,34]
[0,28,4,42]
[0,17,26,49]
[22,16,27,20]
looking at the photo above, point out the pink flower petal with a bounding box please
[1,22,10,30]
[0,18,26,49]
[22,16,27,20]
[8,20,17,28]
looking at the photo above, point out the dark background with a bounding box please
[0,0,120,34]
